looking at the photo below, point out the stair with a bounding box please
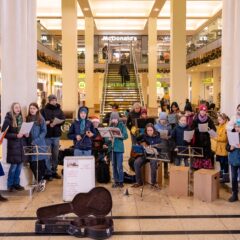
[102,63,142,116]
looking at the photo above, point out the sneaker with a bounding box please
[112,183,119,188]
[14,185,24,191]
[39,180,46,192]
[52,173,61,179]
[118,183,124,188]
[131,183,143,188]
[0,194,8,202]
[228,194,239,202]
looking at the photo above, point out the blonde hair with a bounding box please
[132,102,141,111]
[10,102,23,128]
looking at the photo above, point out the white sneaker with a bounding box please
[38,180,46,192]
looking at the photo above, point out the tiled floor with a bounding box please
[1,138,240,239]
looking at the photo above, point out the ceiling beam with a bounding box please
[77,0,93,17]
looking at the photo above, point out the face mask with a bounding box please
[179,123,187,128]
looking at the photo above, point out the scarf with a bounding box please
[80,119,86,135]
[16,115,23,133]
[198,114,208,123]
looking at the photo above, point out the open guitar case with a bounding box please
[35,187,113,239]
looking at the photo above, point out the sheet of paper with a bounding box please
[198,123,209,132]
[227,131,240,147]
[19,122,34,135]
[109,127,123,138]
[97,128,111,138]
[184,130,194,142]
[159,130,168,139]
[208,129,217,138]
[52,117,64,126]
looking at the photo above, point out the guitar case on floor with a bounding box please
[35,187,113,239]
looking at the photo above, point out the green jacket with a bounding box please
[106,122,128,153]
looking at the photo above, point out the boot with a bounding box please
[220,173,230,183]
[228,194,239,202]
[0,194,8,202]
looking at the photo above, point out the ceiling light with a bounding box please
[154,8,159,11]
[83,8,89,11]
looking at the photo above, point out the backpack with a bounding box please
[96,160,110,183]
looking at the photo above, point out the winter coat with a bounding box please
[28,117,47,161]
[192,114,216,158]
[137,132,162,153]
[41,103,65,138]
[67,107,96,151]
[214,123,228,156]
[126,110,141,131]
[106,122,128,153]
[226,142,240,167]
[2,112,27,164]
[118,64,129,76]
[154,123,171,135]
[171,125,191,152]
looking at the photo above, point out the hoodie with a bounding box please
[67,106,96,150]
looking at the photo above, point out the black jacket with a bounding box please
[41,103,65,138]
[2,112,27,164]
[118,64,129,76]
[126,110,141,131]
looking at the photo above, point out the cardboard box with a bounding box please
[194,169,219,202]
[144,162,162,186]
[169,166,189,197]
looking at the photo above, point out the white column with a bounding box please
[61,0,78,112]
[221,0,240,116]
[0,0,37,117]
[170,0,187,110]
[0,0,37,189]
[213,67,221,109]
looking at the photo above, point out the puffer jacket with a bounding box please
[67,107,96,151]
[214,123,228,156]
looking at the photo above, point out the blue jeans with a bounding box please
[111,152,123,183]
[175,157,189,167]
[45,137,60,175]
[74,149,92,156]
[231,165,240,195]
[7,163,23,188]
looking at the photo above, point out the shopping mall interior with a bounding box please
[0,0,240,239]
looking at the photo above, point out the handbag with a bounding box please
[0,162,5,177]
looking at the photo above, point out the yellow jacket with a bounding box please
[213,123,228,156]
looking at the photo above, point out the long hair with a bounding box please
[144,123,158,137]
[26,103,42,125]
[10,102,22,128]
[170,102,179,113]
[217,112,230,122]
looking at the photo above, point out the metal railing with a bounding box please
[132,48,144,107]
[100,59,109,119]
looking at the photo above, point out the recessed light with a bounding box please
[207,64,211,67]
[83,8,89,11]
[154,8,159,11]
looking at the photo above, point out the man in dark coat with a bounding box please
[41,94,65,179]
[118,62,129,85]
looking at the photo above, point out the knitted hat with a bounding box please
[199,104,208,112]
[159,112,167,120]
[91,116,100,123]
[48,94,57,101]
[80,107,88,114]
[236,119,240,126]
[109,112,120,121]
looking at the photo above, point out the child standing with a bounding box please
[2,103,28,192]
[104,112,128,188]
[171,115,191,166]
[214,113,229,183]
[68,107,96,156]
[26,103,47,190]
[227,121,240,202]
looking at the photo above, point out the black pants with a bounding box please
[121,75,125,84]
[216,155,229,174]
[231,165,240,195]
[30,160,46,182]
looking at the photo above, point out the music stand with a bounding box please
[139,144,170,199]
[23,146,51,192]
[176,146,203,195]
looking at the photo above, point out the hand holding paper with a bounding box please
[184,130,194,142]
[52,118,64,126]
[208,129,217,138]
[198,123,209,132]
[227,131,240,147]
[159,130,168,139]
[19,122,34,135]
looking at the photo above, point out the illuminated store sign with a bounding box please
[102,36,137,42]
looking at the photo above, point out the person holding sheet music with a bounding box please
[212,113,230,183]
[191,104,216,167]
[103,112,128,188]
[171,115,191,166]
[41,95,65,180]
[26,103,47,190]
[2,103,28,192]
[68,106,96,157]
[132,123,161,188]
[226,121,240,202]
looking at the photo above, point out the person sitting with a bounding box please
[132,123,161,188]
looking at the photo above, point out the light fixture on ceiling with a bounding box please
[207,64,211,67]
[154,8,159,11]
[83,8,89,11]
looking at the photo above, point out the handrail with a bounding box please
[100,59,109,119]
[132,48,144,107]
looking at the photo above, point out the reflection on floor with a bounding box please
[1,138,240,240]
